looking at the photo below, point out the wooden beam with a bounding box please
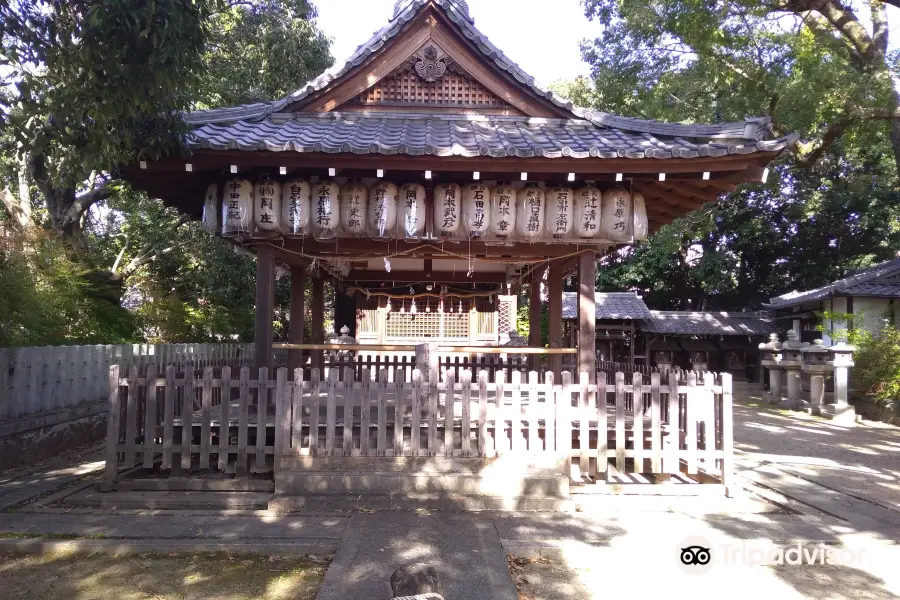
[289,266,305,373]
[578,251,597,381]
[548,262,563,377]
[529,268,543,370]
[311,277,325,371]
[345,270,507,284]
[254,245,275,370]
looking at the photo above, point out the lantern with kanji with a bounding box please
[490,184,516,237]
[254,178,282,232]
[545,186,574,238]
[311,180,340,239]
[434,183,461,236]
[574,185,601,238]
[515,185,545,239]
[633,191,648,241]
[368,181,398,237]
[281,179,310,234]
[221,178,253,235]
[463,183,490,236]
[599,187,631,242]
[398,183,426,238]
[341,181,368,235]
[202,183,219,233]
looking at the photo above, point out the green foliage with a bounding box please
[850,327,900,413]
[197,0,333,108]
[0,229,139,346]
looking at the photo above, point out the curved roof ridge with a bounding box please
[183,0,782,143]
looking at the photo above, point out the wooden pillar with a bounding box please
[288,266,305,374]
[529,268,543,370]
[548,263,563,377]
[578,252,596,381]
[311,276,325,371]
[254,245,275,371]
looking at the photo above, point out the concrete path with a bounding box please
[0,443,104,511]
[733,386,900,536]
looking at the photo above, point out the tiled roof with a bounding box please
[561,292,652,320]
[188,112,793,159]
[182,0,797,158]
[766,258,900,309]
[642,311,776,336]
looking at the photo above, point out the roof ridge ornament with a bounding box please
[393,0,473,22]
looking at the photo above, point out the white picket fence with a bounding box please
[0,343,254,420]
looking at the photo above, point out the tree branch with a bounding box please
[799,105,900,167]
[118,214,191,281]
[871,0,889,57]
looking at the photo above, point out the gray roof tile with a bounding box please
[766,258,900,308]
[182,0,798,155]
[642,311,776,336]
[561,292,652,320]
[187,113,794,159]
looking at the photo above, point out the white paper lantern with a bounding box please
[545,186,574,237]
[633,192,649,241]
[254,178,282,231]
[398,183,426,237]
[311,181,340,239]
[490,184,516,236]
[202,183,219,233]
[341,181,368,235]
[434,183,461,235]
[574,185,601,238]
[368,181,398,237]
[516,185,545,239]
[222,178,253,235]
[600,187,632,242]
[462,183,490,236]
[281,179,310,234]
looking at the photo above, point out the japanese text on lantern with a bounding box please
[227,181,242,223]
[442,187,457,229]
[346,189,363,232]
[472,188,486,230]
[258,183,276,224]
[613,194,627,231]
[405,186,419,231]
[372,186,389,230]
[316,185,333,226]
[580,188,599,234]
[494,190,512,234]
[288,184,304,226]
[553,190,569,234]
[526,190,541,233]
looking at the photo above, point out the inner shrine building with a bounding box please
[120,0,795,374]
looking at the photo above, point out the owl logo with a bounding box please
[680,545,711,566]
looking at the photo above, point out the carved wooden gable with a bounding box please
[346,43,516,112]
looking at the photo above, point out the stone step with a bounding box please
[279,455,566,473]
[268,492,570,513]
[275,470,568,497]
[63,489,271,510]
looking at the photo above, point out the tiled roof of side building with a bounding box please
[187,112,794,159]
[182,0,797,157]
[766,257,900,309]
[561,292,653,320]
[642,311,777,336]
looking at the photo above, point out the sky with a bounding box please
[314,0,597,86]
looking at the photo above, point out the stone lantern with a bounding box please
[801,339,831,412]
[758,333,783,404]
[331,325,357,360]
[778,330,807,409]
[821,342,857,423]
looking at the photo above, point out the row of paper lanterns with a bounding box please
[204,179,649,242]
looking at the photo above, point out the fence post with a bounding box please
[721,372,735,497]
[274,367,288,474]
[103,365,121,489]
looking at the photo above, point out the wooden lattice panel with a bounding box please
[358,69,509,108]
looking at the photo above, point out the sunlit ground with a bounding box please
[0,551,328,600]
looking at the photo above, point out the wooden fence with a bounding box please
[0,343,254,419]
[104,365,733,492]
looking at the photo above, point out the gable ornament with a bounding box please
[409,45,454,82]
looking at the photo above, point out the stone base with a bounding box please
[816,403,858,423]
[777,399,811,411]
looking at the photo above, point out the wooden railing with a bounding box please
[0,343,253,420]
[104,365,734,494]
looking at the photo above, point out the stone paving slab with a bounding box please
[315,512,518,600]
[0,512,348,541]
